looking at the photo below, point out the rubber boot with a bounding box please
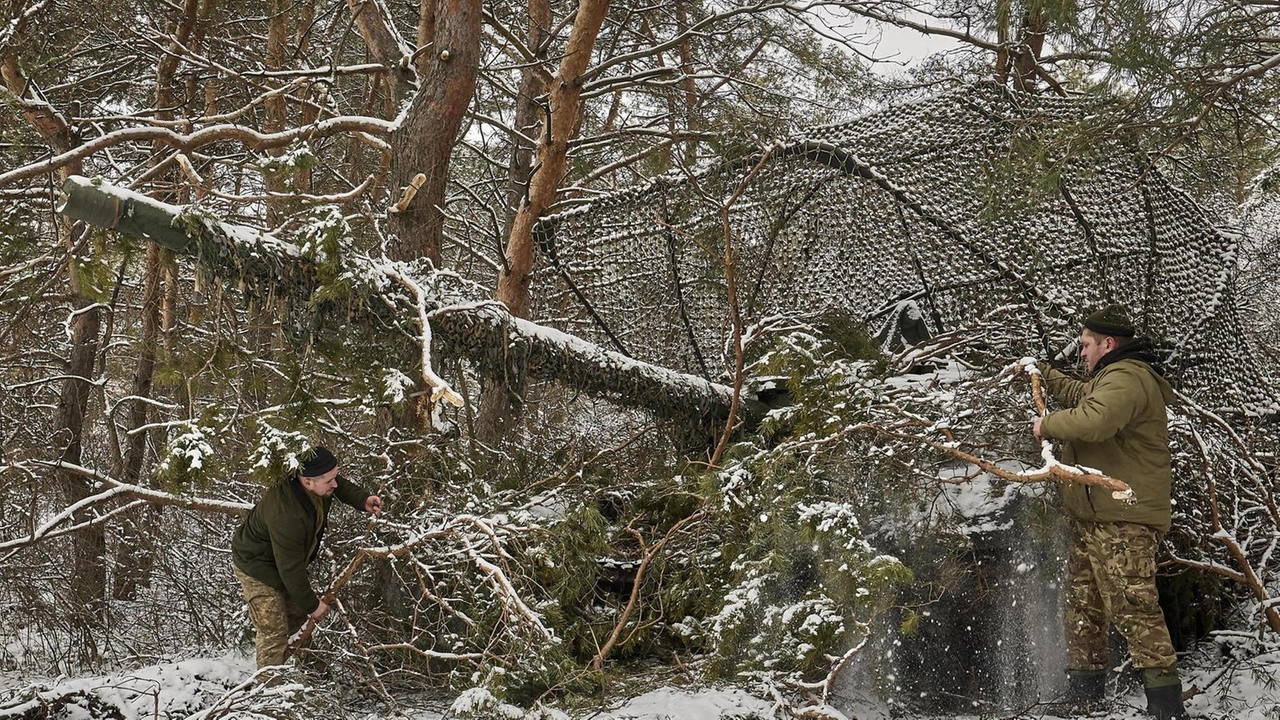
[1142,667,1190,720]
[1066,670,1105,712]
[1046,669,1105,716]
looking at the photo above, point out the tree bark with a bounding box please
[112,0,203,600]
[496,0,610,319]
[110,245,166,600]
[483,0,611,440]
[2,53,106,651]
[347,0,416,104]
[479,0,552,444]
[387,0,482,266]
[263,0,292,225]
[1012,9,1048,93]
[674,0,700,167]
[501,0,551,239]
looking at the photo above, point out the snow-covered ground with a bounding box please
[2,644,1276,719]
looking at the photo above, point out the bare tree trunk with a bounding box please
[112,0,203,600]
[475,0,552,446]
[1011,9,1048,92]
[674,0,699,167]
[387,0,482,266]
[496,0,610,318]
[111,246,166,600]
[2,53,106,656]
[639,13,678,171]
[416,0,436,75]
[55,295,106,656]
[994,0,1011,87]
[480,0,610,440]
[501,0,551,238]
[348,0,416,103]
[264,0,292,225]
[194,0,219,117]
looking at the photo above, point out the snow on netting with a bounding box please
[532,83,1278,416]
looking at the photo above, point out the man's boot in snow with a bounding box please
[1142,667,1190,720]
[1046,669,1105,716]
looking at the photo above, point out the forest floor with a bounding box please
[0,635,1276,719]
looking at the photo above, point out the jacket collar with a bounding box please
[286,475,319,521]
[1093,337,1165,377]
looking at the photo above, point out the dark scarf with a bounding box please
[1094,337,1165,377]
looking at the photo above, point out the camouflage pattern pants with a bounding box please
[1066,520,1177,672]
[233,566,308,668]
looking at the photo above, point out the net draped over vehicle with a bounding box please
[531,83,1277,417]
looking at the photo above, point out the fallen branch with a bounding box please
[382,265,465,408]
[785,632,869,705]
[590,510,706,670]
[855,422,1134,498]
[0,459,249,558]
[286,515,553,659]
[35,460,253,515]
[1180,425,1280,634]
[1009,358,1134,500]
[0,494,147,557]
[286,525,453,658]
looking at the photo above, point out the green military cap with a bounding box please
[1083,305,1136,338]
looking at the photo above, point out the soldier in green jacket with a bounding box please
[231,446,384,668]
[1033,306,1189,720]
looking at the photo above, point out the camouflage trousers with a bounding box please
[1065,520,1177,672]
[233,566,308,668]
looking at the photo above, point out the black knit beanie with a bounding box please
[299,446,338,477]
[1083,305,1136,338]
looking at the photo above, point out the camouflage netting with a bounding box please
[533,83,1279,416]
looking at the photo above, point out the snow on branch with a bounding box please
[1006,358,1135,500]
[58,176,737,425]
[287,513,555,662]
[35,460,253,515]
[836,358,1134,499]
[0,117,395,188]
[0,483,143,555]
[0,459,249,558]
[379,264,465,409]
[857,416,1135,499]
[1172,408,1280,633]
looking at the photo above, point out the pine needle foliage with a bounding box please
[703,318,911,684]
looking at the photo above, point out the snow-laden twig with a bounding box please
[185,667,302,720]
[288,513,553,660]
[380,264,464,410]
[453,513,517,561]
[786,632,869,705]
[855,418,1135,498]
[361,643,490,662]
[1177,424,1280,633]
[1008,358,1135,502]
[34,460,253,515]
[460,534,554,641]
[0,116,395,187]
[0,484,144,553]
[205,174,375,205]
[0,0,50,50]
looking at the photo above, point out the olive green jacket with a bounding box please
[231,475,371,613]
[1038,358,1176,532]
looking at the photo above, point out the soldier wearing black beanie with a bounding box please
[230,446,384,668]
